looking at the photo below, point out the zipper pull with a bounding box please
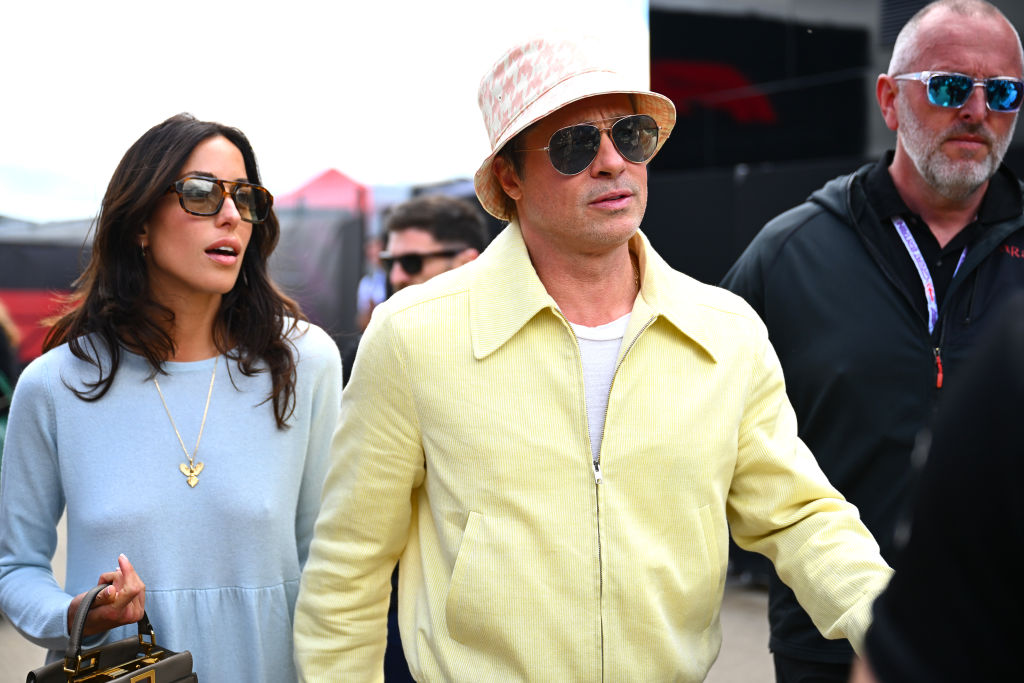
[933,347,944,389]
[593,460,603,484]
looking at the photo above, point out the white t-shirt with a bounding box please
[569,313,631,464]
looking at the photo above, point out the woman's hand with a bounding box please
[66,553,147,637]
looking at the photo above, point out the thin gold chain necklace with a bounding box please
[153,359,217,488]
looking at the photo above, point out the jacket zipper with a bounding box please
[933,347,944,388]
[557,311,605,681]
[592,313,655,681]
[559,310,655,682]
[594,314,657,482]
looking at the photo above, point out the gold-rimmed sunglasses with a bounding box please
[516,114,664,175]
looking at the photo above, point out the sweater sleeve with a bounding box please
[293,310,425,682]
[0,354,75,649]
[294,324,344,568]
[726,322,892,654]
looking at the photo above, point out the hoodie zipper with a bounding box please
[933,305,952,389]
[857,220,956,392]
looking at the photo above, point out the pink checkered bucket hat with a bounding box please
[474,36,676,220]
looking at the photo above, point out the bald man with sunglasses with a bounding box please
[722,1,1024,681]
[295,37,891,682]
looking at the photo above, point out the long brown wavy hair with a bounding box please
[45,113,305,429]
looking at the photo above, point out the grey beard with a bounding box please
[897,93,1017,200]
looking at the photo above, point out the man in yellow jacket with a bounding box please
[294,36,892,682]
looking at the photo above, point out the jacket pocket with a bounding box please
[445,510,486,645]
[695,503,723,631]
[444,511,546,656]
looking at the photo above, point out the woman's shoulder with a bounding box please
[19,337,103,380]
[12,337,107,403]
[286,319,341,367]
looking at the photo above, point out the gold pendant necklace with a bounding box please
[153,359,217,488]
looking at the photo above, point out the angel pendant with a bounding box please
[179,461,205,488]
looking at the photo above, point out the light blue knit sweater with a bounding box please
[0,322,341,682]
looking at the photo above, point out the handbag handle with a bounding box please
[63,583,157,676]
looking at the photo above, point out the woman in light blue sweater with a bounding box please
[0,113,342,682]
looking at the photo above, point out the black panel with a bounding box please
[650,9,870,170]
[880,0,927,45]
[0,244,86,289]
[643,156,869,285]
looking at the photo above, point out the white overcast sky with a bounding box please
[1,0,649,223]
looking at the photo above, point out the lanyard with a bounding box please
[892,217,967,334]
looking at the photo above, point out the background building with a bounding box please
[2,0,1022,368]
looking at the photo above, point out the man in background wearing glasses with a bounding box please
[722,1,1024,681]
[295,36,890,681]
[344,195,489,387]
[380,195,489,293]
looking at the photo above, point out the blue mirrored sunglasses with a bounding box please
[894,71,1024,112]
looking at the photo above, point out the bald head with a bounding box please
[889,0,1023,75]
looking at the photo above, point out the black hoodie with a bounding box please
[721,156,1024,662]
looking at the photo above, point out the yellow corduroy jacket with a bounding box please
[294,222,891,682]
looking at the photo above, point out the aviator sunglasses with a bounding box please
[894,71,1024,112]
[167,176,274,223]
[518,114,662,175]
[379,248,467,275]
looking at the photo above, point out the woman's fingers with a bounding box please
[92,570,119,605]
[116,554,147,620]
[117,554,141,592]
[76,554,147,636]
[97,555,139,604]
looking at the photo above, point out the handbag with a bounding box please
[27,582,197,682]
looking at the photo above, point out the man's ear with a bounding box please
[493,156,523,201]
[877,73,901,132]
[453,248,480,267]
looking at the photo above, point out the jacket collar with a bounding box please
[838,159,1024,272]
[469,221,719,362]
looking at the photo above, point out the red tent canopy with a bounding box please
[274,169,372,214]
